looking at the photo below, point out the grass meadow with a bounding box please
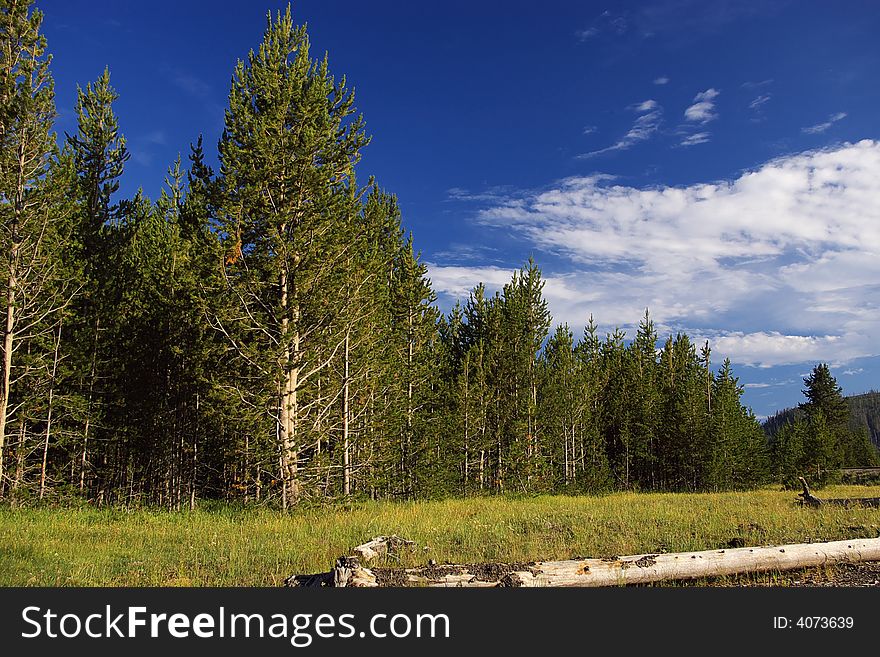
[2,485,879,586]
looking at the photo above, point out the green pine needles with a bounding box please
[0,2,875,507]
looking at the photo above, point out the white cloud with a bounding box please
[431,243,500,264]
[653,76,669,85]
[842,368,864,375]
[446,186,512,203]
[172,71,212,98]
[582,125,598,135]
[632,99,659,112]
[427,265,516,299]
[803,112,847,134]
[708,332,873,368]
[742,379,792,388]
[578,102,662,158]
[680,132,710,147]
[684,88,720,123]
[433,141,880,368]
[749,94,771,110]
[576,27,598,41]
[144,130,167,145]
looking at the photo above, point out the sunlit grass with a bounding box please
[1,485,878,586]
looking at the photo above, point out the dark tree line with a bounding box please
[766,365,879,487]
[432,282,771,496]
[0,2,872,506]
[847,392,880,448]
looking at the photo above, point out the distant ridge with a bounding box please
[763,391,880,448]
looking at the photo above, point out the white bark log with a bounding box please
[501,538,880,587]
[351,535,416,562]
[287,537,880,588]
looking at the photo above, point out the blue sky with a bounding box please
[37,0,880,418]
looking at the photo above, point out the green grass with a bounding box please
[2,485,879,586]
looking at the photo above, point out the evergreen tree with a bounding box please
[770,420,806,489]
[628,310,660,488]
[541,324,583,490]
[493,260,550,491]
[707,359,769,490]
[799,364,847,477]
[216,5,368,504]
[0,0,66,494]
[657,334,709,490]
[388,235,438,497]
[573,316,610,491]
[63,67,129,497]
[801,364,848,436]
[4,0,793,505]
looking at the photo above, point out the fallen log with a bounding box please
[797,476,880,508]
[351,535,415,562]
[285,536,414,587]
[286,536,880,588]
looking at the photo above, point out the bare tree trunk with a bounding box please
[278,262,300,505]
[190,392,198,510]
[287,340,299,501]
[279,453,287,510]
[244,431,250,504]
[11,416,26,492]
[80,317,99,492]
[462,358,469,495]
[564,426,570,484]
[405,309,414,497]
[343,330,351,496]
[0,226,19,495]
[39,318,63,499]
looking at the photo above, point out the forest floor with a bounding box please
[1,485,879,586]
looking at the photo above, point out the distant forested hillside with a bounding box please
[764,391,880,448]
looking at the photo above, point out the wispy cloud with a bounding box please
[431,244,500,264]
[446,186,514,203]
[575,10,630,43]
[426,265,517,299]
[636,1,770,40]
[130,151,154,167]
[748,94,771,123]
[680,132,711,147]
[743,379,793,389]
[653,76,669,85]
[678,89,720,146]
[128,130,168,168]
[578,100,662,158]
[684,88,720,123]
[742,79,774,90]
[582,125,598,135]
[143,130,167,146]
[631,99,659,112]
[433,141,880,368]
[749,94,771,110]
[802,111,847,134]
[172,71,212,98]
[575,27,598,41]
[842,368,864,375]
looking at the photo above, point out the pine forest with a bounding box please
[1,1,876,509]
